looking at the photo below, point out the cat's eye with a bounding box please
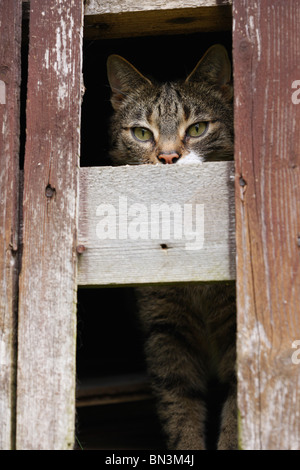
[186,122,208,138]
[132,127,153,142]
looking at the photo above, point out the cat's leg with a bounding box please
[154,374,207,450]
[136,286,208,450]
[216,333,237,449]
[209,284,237,450]
[217,383,238,450]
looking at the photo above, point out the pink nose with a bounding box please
[157,153,180,164]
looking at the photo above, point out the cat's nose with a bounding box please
[157,152,180,164]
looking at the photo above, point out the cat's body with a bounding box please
[137,283,236,450]
[107,45,237,450]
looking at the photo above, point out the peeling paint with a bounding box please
[0,80,6,104]
[16,0,83,450]
[44,49,49,69]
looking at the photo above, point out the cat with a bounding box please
[106,45,236,450]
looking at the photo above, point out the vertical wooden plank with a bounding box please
[0,0,22,450]
[17,0,83,449]
[233,0,300,449]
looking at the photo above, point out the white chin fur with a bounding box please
[177,151,203,165]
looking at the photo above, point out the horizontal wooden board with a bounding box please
[84,4,232,39]
[84,0,233,15]
[22,1,232,39]
[78,162,235,286]
[76,373,151,407]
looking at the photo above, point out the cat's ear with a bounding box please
[107,55,152,110]
[186,44,232,100]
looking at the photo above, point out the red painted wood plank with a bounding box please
[17,0,83,449]
[0,0,22,450]
[233,0,300,449]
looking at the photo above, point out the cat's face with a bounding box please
[107,45,233,166]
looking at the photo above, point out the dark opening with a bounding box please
[76,30,232,450]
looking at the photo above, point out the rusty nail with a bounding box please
[76,245,86,254]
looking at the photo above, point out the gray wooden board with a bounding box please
[78,162,236,286]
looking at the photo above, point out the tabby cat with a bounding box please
[106,45,236,450]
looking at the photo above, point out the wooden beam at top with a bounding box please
[233,0,300,450]
[84,2,232,39]
[84,0,232,15]
[21,1,232,40]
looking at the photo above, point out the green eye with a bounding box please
[132,127,153,142]
[186,122,207,138]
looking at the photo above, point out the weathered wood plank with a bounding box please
[84,2,232,39]
[16,0,83,450]
[233,0,300,450]
[76,373,151,407]
[85,0,232,14]
[0,0,22,450]
[77,163,235,286]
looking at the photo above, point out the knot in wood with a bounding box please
[239,176,247,187]
[45,184,56,198]
[238,39,253,59]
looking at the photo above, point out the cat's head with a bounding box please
[107,45,233,165]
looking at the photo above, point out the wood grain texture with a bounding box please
[233,0,300,450]
[85,0,232,14]
[78,163,236,286]
[76,373,151,407]
[16,0,83,450]
[0,0,22,450]
[84,3,232,39]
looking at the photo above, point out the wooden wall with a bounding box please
[0,0,299,450]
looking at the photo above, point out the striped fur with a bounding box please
[107,45,237,450]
